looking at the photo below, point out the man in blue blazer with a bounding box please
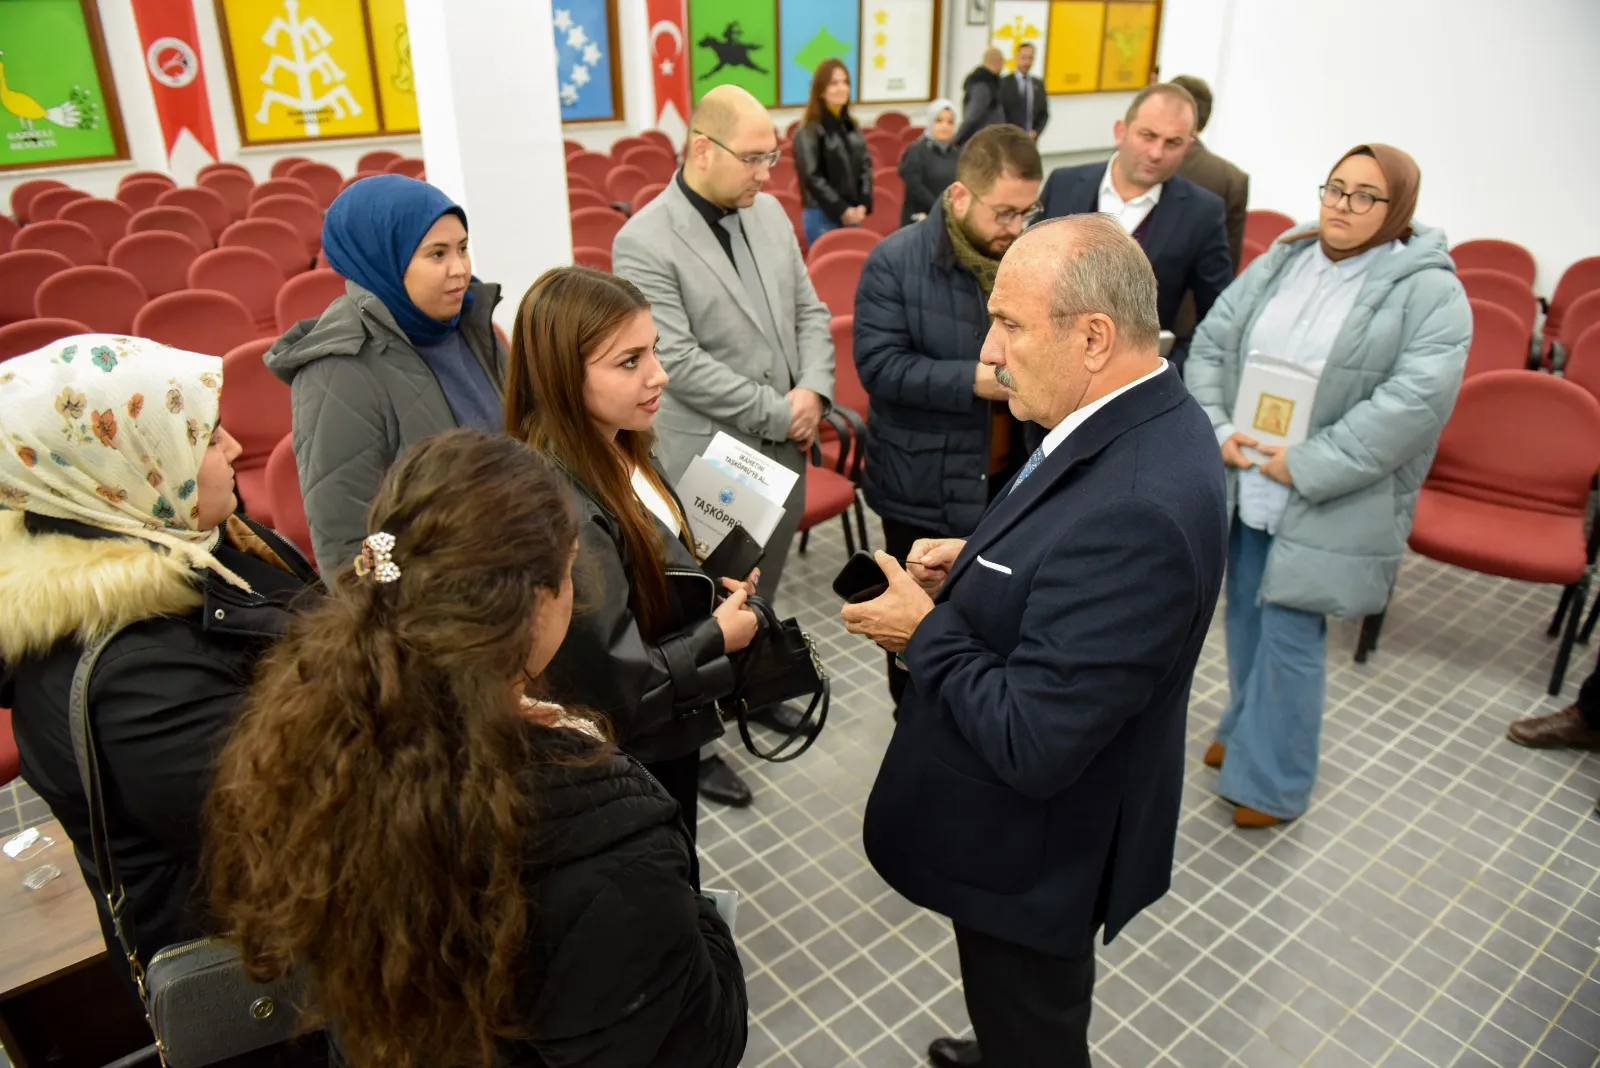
[1038,83,1234,375]
[843,214,1227,1068]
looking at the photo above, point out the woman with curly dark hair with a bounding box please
[204,429,747,1068]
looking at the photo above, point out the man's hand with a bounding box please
[842,205,867,226]
[1256,444,1294,486]
[787,388,825,449]
[841,552,935,653]
[906,537,965,596]
[1220,431,1259,470]
[973,362,1011,401]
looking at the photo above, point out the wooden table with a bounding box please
[0,819,151,1066]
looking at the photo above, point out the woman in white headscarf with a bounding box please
[0,334,322,1055]
[898,98,961,225]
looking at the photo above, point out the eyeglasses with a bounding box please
[1319,184,1390,215]
[976,195,1043,227]
[695,130,782,169]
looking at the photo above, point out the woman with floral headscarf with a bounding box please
[0,334,322,1045]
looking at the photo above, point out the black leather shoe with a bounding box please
[698,755,753,807]
[928,1037,981,1067]
[751,701,812,733]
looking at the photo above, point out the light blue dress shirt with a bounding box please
[1233,241,1397,532]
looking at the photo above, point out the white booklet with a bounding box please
[1231,351,1320,465]
[674,433,795,552]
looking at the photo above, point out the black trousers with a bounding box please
[954,923,1096,1068]
[1580,654,1600,729]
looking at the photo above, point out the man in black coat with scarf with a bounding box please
[852,124,1042,709]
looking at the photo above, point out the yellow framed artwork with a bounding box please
[1100,1,1159,91]
[1035,0,1162,95]
[1043,1,1105,94]
[365,0,418,133]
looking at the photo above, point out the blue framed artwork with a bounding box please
[778,0,859,107]
[553,0,622,122]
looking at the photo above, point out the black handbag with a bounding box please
[69,627,311,1067]
[726,595,829,762]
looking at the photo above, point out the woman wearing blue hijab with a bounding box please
[266,175,505,571]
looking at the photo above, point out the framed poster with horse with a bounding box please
[689,0,779,106]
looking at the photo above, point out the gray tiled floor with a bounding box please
[6,513,1600,1067]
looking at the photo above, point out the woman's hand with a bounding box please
[720,569,760,600]
[842,205,867,226]
[1221,432,1260,470]
[714,587,759,653]
[1255,445,1294,486]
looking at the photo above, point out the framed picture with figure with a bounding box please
[0,0,128,172]
[966,0,989,25]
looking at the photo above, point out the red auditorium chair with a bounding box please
[1450,239,1536,287]
[270,156,311,179]
[247,195,323,259]
[275,268,346,332]
[767,157,798,195]
[898,125,925,145]
[156,186,233,241]
[198,169,255,221]
[817,314,870,506]
[14,220,104,266]
[0,249,74,325]
[785,119,803,139]
[11,178,68,224]
[564,139,585,158]
[574,247,611,272]
[570,207,628,251]
[569,187,611,211]
[0,708,17,787]
[865,132,903,167]
[875,111,911,133]
[769,188,806,250]
[1463,300,1533,378]
[34,266,148,334]
[872,167,903,203]
[808,228,879,262]
[266,436,316,566]
[807,249,870,318]
[118,170,177,191]
[1238,239,1267,274]
[28,187,91,222]
[863,190,902,237]
[58,197,133,251]
[640,129,676,157]
[566,170,600,195]
[1397,371,1600,694]
[197,161,252,182]
[188,247,286,334]
[128,204,214,251]
[620,145,677,185]
[287,161,343,209]
[221,217,312,277]
[1549,291,1600,371]
[1245,210,1297,247]
[109,230,200,299]
[605,164,651,208]
[383,158,426,179]
[1543,257,1600,359]
[358,149,403,172]
[1457,269,1537,355]
[250,177,317,205]
[610,135,651,162]
[221,338,293,524]
[0,317,92,360]
[0,215,15,252]
[339,171,382,194]
[566,151,614,193]
[797,463,866,556]
[132,290,259,355]
[115,178,170,215]
[632,183,667,212]
[1561,325,1600,400]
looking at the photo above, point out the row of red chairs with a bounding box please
[2,196,322,266]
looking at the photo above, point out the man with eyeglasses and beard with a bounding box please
[612,84,835,809]
[853,123,1043,712]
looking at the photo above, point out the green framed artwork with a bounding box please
[0,0,128,171]
[689,0,779,106]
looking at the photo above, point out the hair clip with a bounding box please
[354,531,401,583]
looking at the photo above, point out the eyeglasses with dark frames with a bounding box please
[1319,184,1390,215]
[976,194,1043,228]
[694,129,782,169]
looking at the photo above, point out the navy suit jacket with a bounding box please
[863,365,1227,955]
[1039,162,1234,371]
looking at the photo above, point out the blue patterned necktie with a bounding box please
[1009,446,1046,494]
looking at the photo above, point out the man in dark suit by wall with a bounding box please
[955,48,1007,146]
[842,214,1228,1068]
[999,42,1048,139]
[1172,74,1249,271]
[1037,82,1233,373]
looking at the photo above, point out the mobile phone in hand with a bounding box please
[832,551,889,604]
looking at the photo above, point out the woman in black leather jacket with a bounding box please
[792,57,874,246]
[504,266,758,841]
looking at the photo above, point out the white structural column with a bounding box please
[404,0,573,329]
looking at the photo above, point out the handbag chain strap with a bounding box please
[732,597,831,763]
[68,625,166,1061]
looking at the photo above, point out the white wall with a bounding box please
[1159,0,1600,292]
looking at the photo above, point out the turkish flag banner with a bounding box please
[645,0,689,139]
[130,0,219,163]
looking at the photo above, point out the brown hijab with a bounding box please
[1315,143,1420,261]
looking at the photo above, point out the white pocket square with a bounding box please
[975,555,1013,575]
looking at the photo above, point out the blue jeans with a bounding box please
[803,207,840,246]
[1214,520,1327,820]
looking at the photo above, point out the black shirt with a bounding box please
[675,169,737,266]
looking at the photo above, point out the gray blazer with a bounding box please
[611,180,834,479]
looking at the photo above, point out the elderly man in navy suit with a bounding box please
[842,214,1227,1068]
[1038,82,1233,374]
